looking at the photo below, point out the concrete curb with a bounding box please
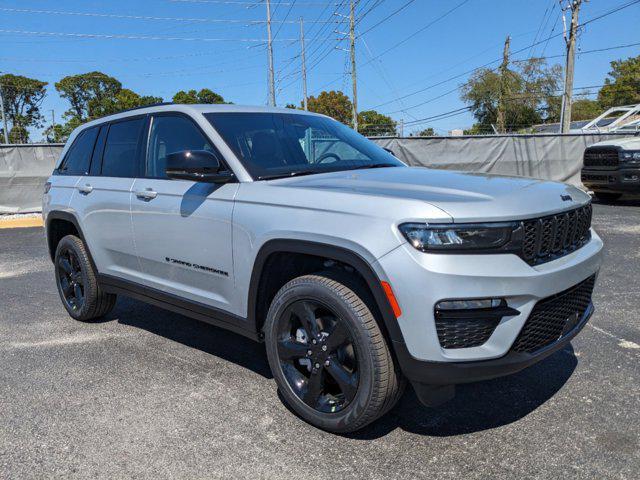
[0,217,44,229]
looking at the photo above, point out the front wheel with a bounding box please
[264,272,404,433]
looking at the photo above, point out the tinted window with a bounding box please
[89,125,108,176]
[205,112,403,179]
[146,115,217,178]
[101,118,145,177]
[58,127,99,175]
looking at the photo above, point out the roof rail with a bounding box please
[114,102,175,115]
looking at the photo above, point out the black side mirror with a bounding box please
[165,150,234,183]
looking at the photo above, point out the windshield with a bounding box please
[204,112,404,179]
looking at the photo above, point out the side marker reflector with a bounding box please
[381,281,402,318]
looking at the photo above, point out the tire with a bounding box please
[54,235,117,321]
[264,271,404,433]
[593,191,623,202]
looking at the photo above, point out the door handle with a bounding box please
[135,188,158,201]
[77,184,93,195]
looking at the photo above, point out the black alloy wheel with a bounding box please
[264,272,405,433]
[56,247,85,312]
[54,234,117,321]
[276,299,359,413]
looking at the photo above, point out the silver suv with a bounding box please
[43,104,603,432]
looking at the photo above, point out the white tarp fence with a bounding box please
[372,133,633,187]
[1,133,635,213]
[0,144,64,214]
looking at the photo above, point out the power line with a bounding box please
[0,6,339,24]
[273,0,298,39]
[301,0,470,96]
[372,0,640,112]
[168,0,337,5]
[0,29,335,42]
[360,0,472,66]
[357,0,416,37]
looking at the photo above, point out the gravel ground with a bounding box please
[0,200,638,479]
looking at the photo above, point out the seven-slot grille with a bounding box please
[511,275,595,353]
[583,148,619,168]
[521,204,592,265]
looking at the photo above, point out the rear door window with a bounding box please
[101,117,145,177]
[58,127,99,175]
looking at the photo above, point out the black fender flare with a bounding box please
[247,239,405,344]
[44,211,98,273]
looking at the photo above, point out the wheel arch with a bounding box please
[45,211,95,269]
[248,239,405,345]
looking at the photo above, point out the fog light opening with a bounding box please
[436,298,504,311]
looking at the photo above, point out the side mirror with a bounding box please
[165,150,234,183]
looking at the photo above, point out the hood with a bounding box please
[589,136,640,149]
[274,167,590,223]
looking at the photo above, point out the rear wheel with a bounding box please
[593,191,622,202]
[264,272,404,433]
[54,235,117,321]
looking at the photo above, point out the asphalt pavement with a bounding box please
[1,200,639,479]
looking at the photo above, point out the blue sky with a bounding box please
[2,0,639,138]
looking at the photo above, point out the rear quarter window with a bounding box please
[57,127,99,175]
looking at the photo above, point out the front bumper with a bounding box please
[376,229,603,377]
[393,303,593,386]
[582,167,640,193]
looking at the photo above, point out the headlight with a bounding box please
[398,222,517,251]
[621,151,640,163]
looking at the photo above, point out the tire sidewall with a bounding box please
[265,278,377,432]
[54,236,94,320]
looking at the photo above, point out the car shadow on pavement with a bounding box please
[104,297,577,439]
[348,345,578,439]
[108,297,274,379]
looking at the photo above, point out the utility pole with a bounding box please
[560,0,582,133]
[496,35,510,134]
[266,0,276,107]
[300,17,308,111]
[50,109,56,132]
[0,85,8,144]
[399,118,404,137]
[349,0,358,132]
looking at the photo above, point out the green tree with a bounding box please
[358,110,397,136]
[598,55,640,108]
[0,73,47,143]
[306,90,353,126]
[44,116,82,143]
[414,127,435,136]
[571,99,602,121]
[55,72,122,121]
[460,58,561,132]
[101,88,163,116]
[172,88,228,104]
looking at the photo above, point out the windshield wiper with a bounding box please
[258,163,400,181]
[347,163,400,171]
[257,170,320,181]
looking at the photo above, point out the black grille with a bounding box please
[435,316,500,349]
[511,275,595,353]
[583,148,619,168]
[521,204,592,265]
